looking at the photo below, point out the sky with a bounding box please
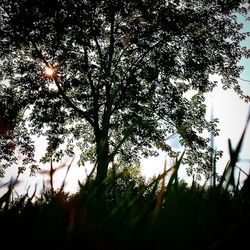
[1,10,250,196]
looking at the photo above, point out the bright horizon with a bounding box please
[1,76,249,196]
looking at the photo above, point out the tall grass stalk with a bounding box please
[219,111,250,192]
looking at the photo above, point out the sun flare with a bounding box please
[45,67,54,77]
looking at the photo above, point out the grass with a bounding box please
[0,116,250,249]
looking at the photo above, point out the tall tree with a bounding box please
[0,0,249,183]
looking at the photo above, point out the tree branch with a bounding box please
[52,78,94,126]
[239,77,250,83]
[83,44,100,131]
[31,41,95,127]
[111,40,162,113]
[121,40,162,84]
[93,33,105,68]
[107,12,115,76]
[31,42,50,67]
[110,43,136,84]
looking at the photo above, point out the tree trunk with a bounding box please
[95,133,110,185]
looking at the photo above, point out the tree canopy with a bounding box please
[0,0,249,183]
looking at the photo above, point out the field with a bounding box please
[1,126,249,250]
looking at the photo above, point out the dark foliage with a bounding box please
[1,175,250,250]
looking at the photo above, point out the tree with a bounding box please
[0,0,249,184]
